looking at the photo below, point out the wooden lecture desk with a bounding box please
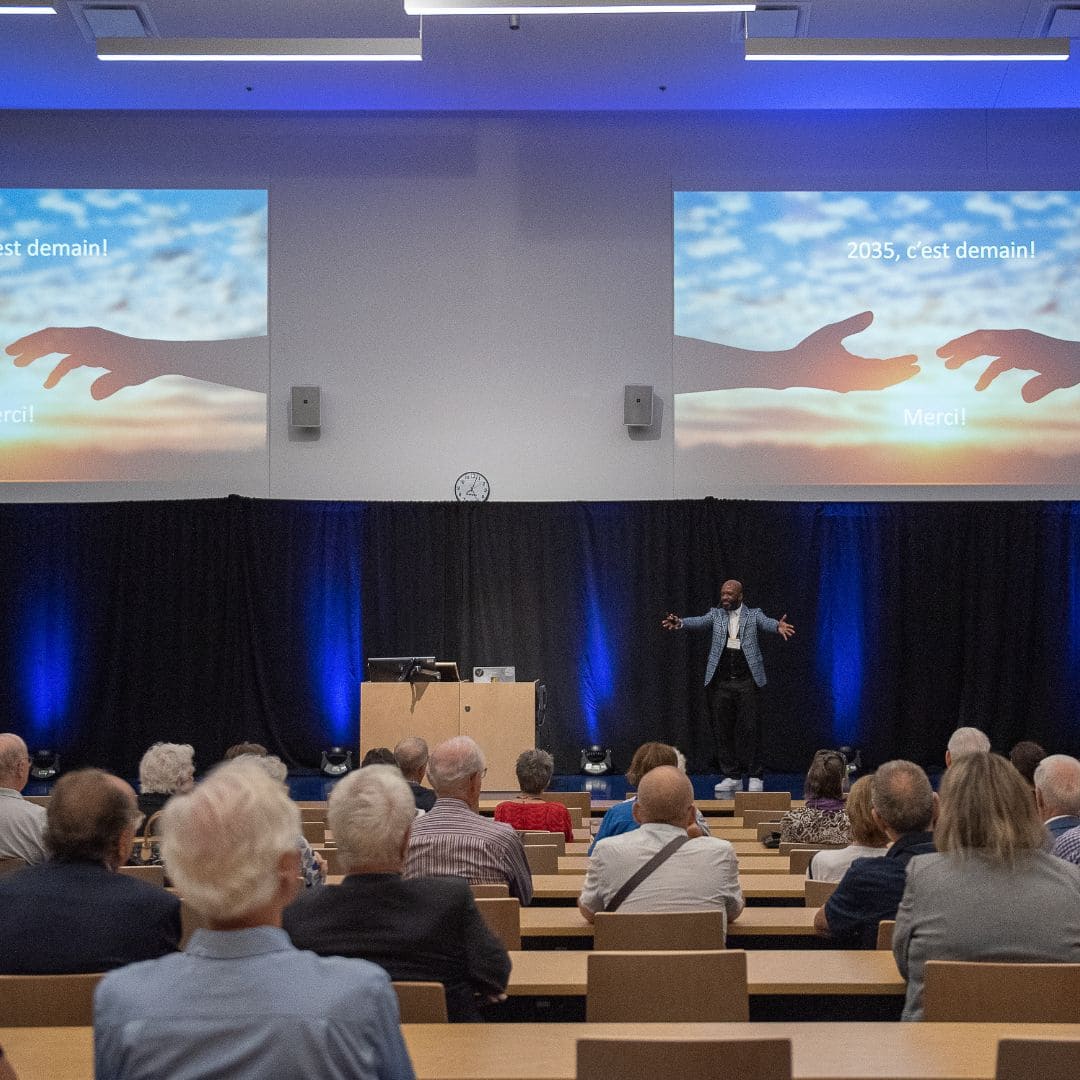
[505,949,904,997]
[520,904,821,940]
[530,873,807,901]
[11,1023,1078,1080]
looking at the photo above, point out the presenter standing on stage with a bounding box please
[662,579,795,797]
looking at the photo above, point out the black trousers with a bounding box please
[705,670,763,779]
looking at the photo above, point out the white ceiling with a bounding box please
[2,0,1079,111]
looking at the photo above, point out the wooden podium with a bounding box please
[360,681,535,790]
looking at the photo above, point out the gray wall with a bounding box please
[1,108,1077,501]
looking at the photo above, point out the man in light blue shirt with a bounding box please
[94,758,414,1080]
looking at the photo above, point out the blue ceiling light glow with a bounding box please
[19,591,74,745]
[305,532,362,747]
[579,557,615,746]
[815,506,869,747]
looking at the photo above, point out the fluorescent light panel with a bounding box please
[0,3,57,12]
[745,37,1070,61]
[408,0,752,14]
[97,37,422,61]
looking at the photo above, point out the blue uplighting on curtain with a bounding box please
[19,590,74,746]
[815,505,869,747]
[305,525,363,747]
[579,550,615,746]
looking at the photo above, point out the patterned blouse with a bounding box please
[779,804,852,846]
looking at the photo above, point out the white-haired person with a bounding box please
[944,726,990,768]
[136,742,195,827]
[94,758,414,1080]
[285,765,510,1021]
[404,736,532,904]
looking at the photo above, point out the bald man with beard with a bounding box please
[577,766,743,934]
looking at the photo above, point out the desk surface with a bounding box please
[506,949,903,996]
[530,873,807,900]
[520,904,821,938]
[9,1022,1079,1080]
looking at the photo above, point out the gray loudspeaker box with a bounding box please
[290,386,321,428]
[624,385,653,427]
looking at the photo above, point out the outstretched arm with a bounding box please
[6,326,268,398]
[674,311,919,395]
[937,328,1080,403]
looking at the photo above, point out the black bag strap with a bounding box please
[603,834,691,913]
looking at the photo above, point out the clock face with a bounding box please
[454,471,490,502]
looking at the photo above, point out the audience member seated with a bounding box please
[404,736,532,904]
[807,774,890,882]
[285,764,510,1021]
[94,758,414,1080]
[578,765,744,932]
[394,736,437,812]
[1009,740,1047,789]
[361,747,398,768]
[814,760,936,949]
[494,749,574,842]
[136,742,195,826]
[237,753,326,887]
[1033,754,1080,840]
[0,733,47,865]
[0,768,180,973]
[893,751,1080,1020]
[589,741,711,854]
[779,749,852,846]
[223,741,269,760]
[945,726,990,768]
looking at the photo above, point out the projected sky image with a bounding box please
[0,188,267,485]
[674,190,1080,490]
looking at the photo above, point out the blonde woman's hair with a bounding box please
[845,774,888,847]
[935,751,1046,862]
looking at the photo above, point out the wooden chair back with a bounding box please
[539,791,591,816]
[301,818,326,845]
[391,981,449,1023]
[577,1037,792,1080]
[781,840,846,855]
[313,847,344,876]
[733,791,791,815]
[758,822,783,842]
[524,844,559,874]
[788,848,824,875]
[741,809,785,829]
[0,857,28,880]
[923,961,1080,1022]
[299,806,327,821]
[519,831,566,854]
[119,863,166,888]
[996,1038,1080,1079]
[803,878,838,907]
[470,882,510,898]
[0,972,103,1025]
[876,920,896,950]
[586,950,748,1022]
[473,896,522,950]
[593,910,726,951]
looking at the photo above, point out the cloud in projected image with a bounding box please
[673,190,1080,488]
[0,188,267,483]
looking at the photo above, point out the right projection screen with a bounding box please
[673,191,1080,494]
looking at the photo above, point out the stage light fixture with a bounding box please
[320,747,354,777]
[29,749,59,780]
[97,37,423,62]
[744,37,1070,62]
[580,745,612,776]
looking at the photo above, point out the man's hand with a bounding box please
[777,614,795,641]
[661,613,683,631]
[938,328,1080,403]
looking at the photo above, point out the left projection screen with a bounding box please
[0,189,267,498]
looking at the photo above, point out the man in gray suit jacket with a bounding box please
[663,579,794,796]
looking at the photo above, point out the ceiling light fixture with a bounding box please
[97,36,423,62]
[407,0,752,15]
[0,2,57,12]
[745,37,1070,61]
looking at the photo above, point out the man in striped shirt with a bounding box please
[404,736,533,904]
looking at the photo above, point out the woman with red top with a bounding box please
[494,750,574,842]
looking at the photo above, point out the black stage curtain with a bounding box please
[1,497,1077,780]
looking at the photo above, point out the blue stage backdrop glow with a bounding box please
[579,554,615,746]
[815,505,869,747]
[20,589,74,746]
[305,534,362,748]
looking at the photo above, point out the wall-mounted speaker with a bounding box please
[624,385,653,427]
[290,386,321,429]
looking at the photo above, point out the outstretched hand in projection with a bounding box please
[6,326,268,400]
[674,310,920,395]
[937,329,1080,403]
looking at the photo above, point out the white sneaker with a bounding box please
[748,777,764,793]
[714,777,740,797]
